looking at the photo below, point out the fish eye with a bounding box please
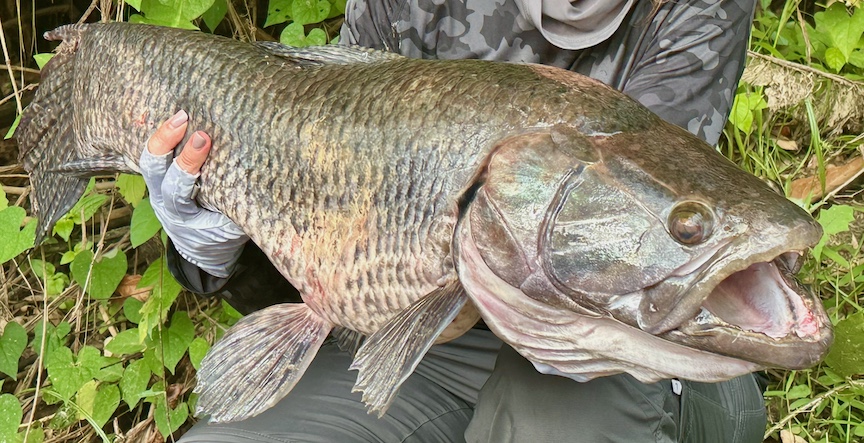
[667,201,714,245]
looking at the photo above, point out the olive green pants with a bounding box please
[180,329,765,443]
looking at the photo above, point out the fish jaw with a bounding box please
[659,253,833,369]
[455,216,762,382]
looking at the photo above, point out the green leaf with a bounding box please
[0,394,23,442]
[77,346,109,377]
[33,53,54,69]
[4,115,20,139]
[116,174,146,208]
[31,259,69,296]
[306,28,327,46]
[0,322,27,379]
[327,0,346,18]
[0,187,7,209]
[70,249,128,299]
[154,400,188,437]
[142,347,164,375]
[123,297,144,325]
[825,312,864,377]
[52,218,74,242]
[30,259,54,279]
[728,91,767,137]
[292,0,329,25]
[280,22,327,47]
[46,347,96,400]
[0,206,36,263]
[188,337,210,370]
[137,258,182,339]
[32,321,71,357]
[134,0,216,29]
[813,205,855,261]
[130,198,162,248]
[105,329,146,356]
[202,0,228,31]
[820,205,856,236]
[813,3,864,61]
[59,251,76,266]
[126,0,142,11]
[20,425,44,443]
[264,0,292,27]
[75,380,98,421]
[146,311,195,374]
[120,359,151,408]
[219,299,243,325]
[824,46,846,72]
[850,49,864,69]
[786,384,811,400]
[96,360,124,383]
[76,381,120,427]
[66,193,108,225]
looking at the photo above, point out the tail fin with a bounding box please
[16,26,90,244]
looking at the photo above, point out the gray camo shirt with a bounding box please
[340,0,758,146]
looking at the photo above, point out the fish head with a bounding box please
[457,123,831,382]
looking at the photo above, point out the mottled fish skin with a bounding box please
[24,23,652,334]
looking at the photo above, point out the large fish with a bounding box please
[17,23,832,422]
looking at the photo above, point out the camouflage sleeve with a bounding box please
[620,0,757,146]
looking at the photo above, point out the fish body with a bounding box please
[17,23,832,422]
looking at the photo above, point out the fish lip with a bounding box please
[656,252,833,368]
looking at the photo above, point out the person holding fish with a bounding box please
[143,0,766,442]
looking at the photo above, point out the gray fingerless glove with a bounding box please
[140,145,249,278]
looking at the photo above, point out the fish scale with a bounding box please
[18,22,832,422]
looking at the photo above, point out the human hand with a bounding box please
[140,110,249,278]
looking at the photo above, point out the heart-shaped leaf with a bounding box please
[0,394,22,442]
[0,322,27,379]
[70,249,128,299]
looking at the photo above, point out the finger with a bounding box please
[147,110,189,155]
[175,131,211,175]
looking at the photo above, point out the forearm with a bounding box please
[166,240,302,315]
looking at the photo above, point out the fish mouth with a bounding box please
[660,251,833,369]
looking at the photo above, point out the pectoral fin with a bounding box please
[195,303,332,423]
[350,280,469,417]
[16,48,88,244]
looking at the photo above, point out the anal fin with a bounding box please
[195,303,332,423]
[350,280,469,417]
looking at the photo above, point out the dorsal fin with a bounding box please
[253,42,402,67]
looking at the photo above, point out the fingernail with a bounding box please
[168,110,188,128]
[192,132,206,150]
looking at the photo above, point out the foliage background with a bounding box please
[0,0,861,441]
